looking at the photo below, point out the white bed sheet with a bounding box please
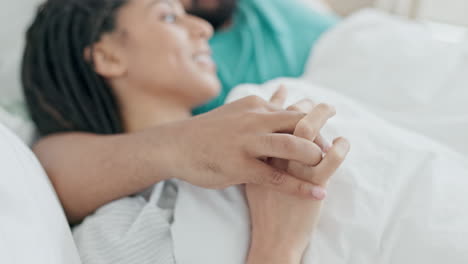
[172,79,468,264]
[171,10,468,264]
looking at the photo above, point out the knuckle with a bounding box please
[246,111,263,122]
[278,136,299,153]
[297,183,310,196]
[270,170,287,185]
[289,162,308,179]
[245,95,266,108]
[328,147,347,164]
[251,173,267,185]
[286,105,304,113]
[263,134,276,150]
[295,122,318,139]
[316,103,336,116]
[287,104,300,111]
[287,99,314,112]
[301,98,315,106]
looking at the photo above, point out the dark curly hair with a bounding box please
[22,0,129,136]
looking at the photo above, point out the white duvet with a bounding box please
[171,10,468,264]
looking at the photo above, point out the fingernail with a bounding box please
[311,186,327,200]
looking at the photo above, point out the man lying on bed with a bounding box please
[22,0,348,263]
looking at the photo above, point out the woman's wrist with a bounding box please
[247,234,305,264]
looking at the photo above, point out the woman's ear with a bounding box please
[84,36,127,78]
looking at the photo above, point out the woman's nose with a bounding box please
[186,15,214,40]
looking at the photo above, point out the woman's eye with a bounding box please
[161,13,177,23]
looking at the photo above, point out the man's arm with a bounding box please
[34,131,174,224]
[35,96,332,224]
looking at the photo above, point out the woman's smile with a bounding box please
[193,50,216,72]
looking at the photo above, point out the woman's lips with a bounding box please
[193,53,216,71]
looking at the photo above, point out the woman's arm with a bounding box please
[245,92,350,264]
[35,96,330,224]
[245,136,349,264]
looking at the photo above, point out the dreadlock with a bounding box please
[22,0,128,136]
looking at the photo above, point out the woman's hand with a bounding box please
[245,87,350,264]
[246,137,349,264]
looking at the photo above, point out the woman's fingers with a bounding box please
[311,137,350,185]
[253,103,335,164]
[248,134,323,166]
[285,102,342,185]
[288,99,332,152]
[314,134,331,153]
[294,103,336,142]
[287,137,349,186]
[246,160,327,200]
[269,85,288,107]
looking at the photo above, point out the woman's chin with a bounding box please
[188,77,221,108]
[203,74,222,97]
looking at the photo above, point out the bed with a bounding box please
[1,1,467,264]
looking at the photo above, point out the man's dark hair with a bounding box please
[189,0,237,30]
[22,0,128,136]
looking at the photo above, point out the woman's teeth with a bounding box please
[194,54,212,63]
[194,54,215,69]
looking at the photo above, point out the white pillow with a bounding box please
[304,9,468,155]
[0,0,42,104]
[0,106,35,145]
[0,0,42,141]
[0,122,81,264]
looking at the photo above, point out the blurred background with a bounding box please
[329,0,468,27]
[326,0,468,43]
[1,0,467,134]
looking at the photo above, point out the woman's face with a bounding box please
[98,0,220,108]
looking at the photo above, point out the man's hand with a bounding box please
[35,86,342,223]
[168,94,331,199]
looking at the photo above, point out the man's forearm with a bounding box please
[34,130,174,224]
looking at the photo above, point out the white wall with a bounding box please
[417,0,468,26]
[327,0,375,15]
[329,0,468,27]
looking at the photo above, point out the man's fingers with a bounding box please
[236,95,284,113]
[270,157,289,171]
[260,111,306,133]
[294,103,336,142]
[248,134,323,166]
[269,85,287,107]
[247,160,327,200]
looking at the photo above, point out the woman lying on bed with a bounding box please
[21,0,349,263]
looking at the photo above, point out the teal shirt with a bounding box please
[193,0,338,115]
